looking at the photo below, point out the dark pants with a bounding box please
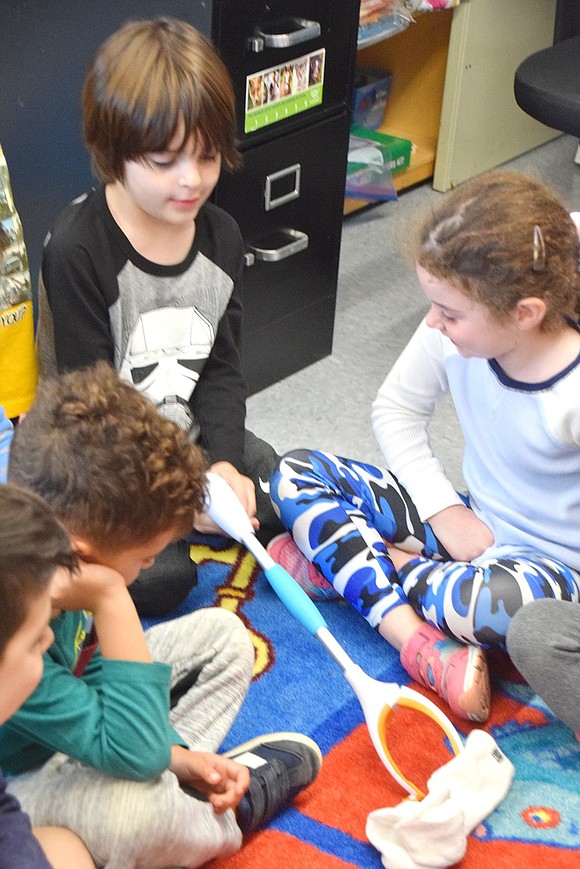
[130,430,283,616]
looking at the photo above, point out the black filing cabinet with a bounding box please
[215,112,351,390]
[0,0,360,393]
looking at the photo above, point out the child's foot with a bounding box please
[400,623,491,723]
[224,732,322,833]
[267,533,339,602]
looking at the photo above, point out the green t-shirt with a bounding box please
[0,610,182,780]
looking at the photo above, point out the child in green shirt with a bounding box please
[4,362,321,868]
[0,484,95,868]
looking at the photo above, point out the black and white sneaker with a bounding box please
[224,732,322,833]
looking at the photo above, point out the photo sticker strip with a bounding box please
[245,49,325,133]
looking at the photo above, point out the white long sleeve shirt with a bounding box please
[372,319,580,569]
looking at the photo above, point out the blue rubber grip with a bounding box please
[263,563,327,635]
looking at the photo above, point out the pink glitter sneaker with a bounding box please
[267,533,339,602]
[400,623,491,723]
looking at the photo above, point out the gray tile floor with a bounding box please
[247,133,580,490]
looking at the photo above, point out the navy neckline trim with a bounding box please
[488,350,580,390]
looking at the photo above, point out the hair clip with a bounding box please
[532,224,546,273]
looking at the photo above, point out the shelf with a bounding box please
[344,9,453,215]
[357,12,410,49]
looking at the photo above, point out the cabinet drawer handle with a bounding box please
[250,18,321,52]
[246,229,309,263]
[265,164,301,211]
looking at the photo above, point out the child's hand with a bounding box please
[194,462,259,534]
[50,558,127,614]
[428,504,494,561]
[52,554,152,662]
[170,745,249,813]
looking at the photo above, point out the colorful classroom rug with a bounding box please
[143,537,580,868]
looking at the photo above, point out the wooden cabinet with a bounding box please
[433,0,557,191]
[345,0,559,215]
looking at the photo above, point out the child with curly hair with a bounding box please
[3,363,321,868]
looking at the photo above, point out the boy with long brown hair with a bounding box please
[36,17,283,617]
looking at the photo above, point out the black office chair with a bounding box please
[514,1,580,160]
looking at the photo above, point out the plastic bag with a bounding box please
[0,146,37,417]
[358,0,414,49]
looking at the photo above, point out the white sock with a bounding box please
[366,730,514,869]
[427,729,514,833]
[366,789,466,869]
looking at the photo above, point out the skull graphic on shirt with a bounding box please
[119,306,214,432]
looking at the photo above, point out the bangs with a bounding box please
[112,53,239,169]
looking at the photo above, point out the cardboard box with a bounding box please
[352,67,393,129]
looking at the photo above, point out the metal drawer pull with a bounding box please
[265,164,301,211]
[250,18,321,52]
[246,229,309,263]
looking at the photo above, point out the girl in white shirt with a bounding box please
[269,171,580,725]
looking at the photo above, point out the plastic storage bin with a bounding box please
[352,66,392,129]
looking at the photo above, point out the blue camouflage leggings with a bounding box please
[269,449,580,648]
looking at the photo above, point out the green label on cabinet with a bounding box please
[244,49,325,133]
